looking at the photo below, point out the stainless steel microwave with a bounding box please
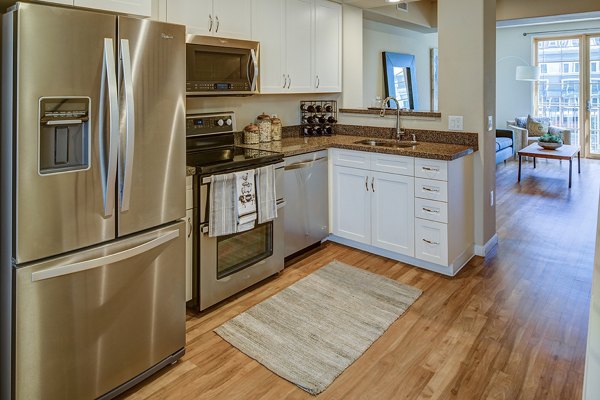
[186,35,259,96]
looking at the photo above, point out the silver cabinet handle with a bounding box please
[249,48,258,92]
[284,156,327,171]
[100,38,119,218]
[371,177,375,192]
[287,74,291,89]
[422,166,440,172]
[365,176,369,191]
[187,217,193,238]
[31,230,180,282]
[208,14,213,32]
[215,15,220,33]
[316,75,320,88]
[423,186,440,193]
[120,39,135,212]
[282,74,287,88]
[422,238,440,246]
[422,207,439,214]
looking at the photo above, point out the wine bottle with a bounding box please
[318,115,327,124]
[315,104,322,113]
[307,116,316,124]
[327,116,337,124]
[307,104,316,113]
[324,103,333,113]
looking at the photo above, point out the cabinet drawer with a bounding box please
[415,178,448,202]
[415,198,448,224]
[371,153,414,176]
[415,158,448,181]
[332,149,370,169]
[415,218,448,266]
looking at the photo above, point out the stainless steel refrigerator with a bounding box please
[0,3,186,399]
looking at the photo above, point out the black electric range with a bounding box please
[185,112,283,176]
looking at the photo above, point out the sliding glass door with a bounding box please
[535,35,600,158]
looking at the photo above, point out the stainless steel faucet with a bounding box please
[380,97,417,143]
[380,96,405,141]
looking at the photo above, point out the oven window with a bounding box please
[216,222,273,279]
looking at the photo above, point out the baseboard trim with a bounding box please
[474,233,498,257]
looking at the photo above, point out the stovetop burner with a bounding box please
[187,145,283,175]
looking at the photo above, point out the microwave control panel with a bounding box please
[186,82,249,93]
[186,112,236,137]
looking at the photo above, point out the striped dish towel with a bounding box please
[256,165,277,224]
[208,173,237,237]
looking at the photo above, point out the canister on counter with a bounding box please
[271,115,282,141]
[243,124,260,144]
[257,112,272,143]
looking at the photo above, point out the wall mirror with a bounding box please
[382,51,418,110]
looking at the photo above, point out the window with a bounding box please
[541,63,548,74]
[563,63,570,73]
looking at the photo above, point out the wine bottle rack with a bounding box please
[300,100,338,137]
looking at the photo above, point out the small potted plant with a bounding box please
[538,132,563,150]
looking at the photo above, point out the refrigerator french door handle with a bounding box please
[249,49,258,92]
[120,39,135,212]
[99,38,119,218]
[30,230,180,282]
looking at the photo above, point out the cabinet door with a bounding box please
[185,209,193,302]
[285,0,313,93]
[166,0,213,35]
[252,0,287,93]
[313,0,341,92]
[75,0,151,16]
[415,218,449,266]
[371,172,415,256]
[332,166,371,244]
[213,0,252,39]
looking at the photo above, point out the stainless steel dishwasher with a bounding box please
[284,150,329,258]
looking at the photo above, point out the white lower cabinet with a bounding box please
[371,172,414,256]
[332,166,371,245]
[331,149,474,276]
[332,151,414,258]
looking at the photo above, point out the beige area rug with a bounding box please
[214,260,422,395]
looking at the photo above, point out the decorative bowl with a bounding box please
[538,140,563,150]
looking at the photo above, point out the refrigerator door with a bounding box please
[117,17,186,236]
[10,3,119,264]
[14,221,186,400]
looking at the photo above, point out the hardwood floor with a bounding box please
[122,158,599,400]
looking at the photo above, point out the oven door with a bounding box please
[196,165,284,311]
[186,42,258,96]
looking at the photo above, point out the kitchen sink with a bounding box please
[354,139,418,148]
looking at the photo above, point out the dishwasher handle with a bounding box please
[284,156,327,171]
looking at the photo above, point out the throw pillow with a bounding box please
[527,115,550,136]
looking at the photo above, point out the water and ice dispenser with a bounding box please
[39,97,90,174]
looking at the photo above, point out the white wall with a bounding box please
[186,93,339,129]
[496,20,600,128]
[362,19,438,111]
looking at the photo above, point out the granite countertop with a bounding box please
[238,134,474,161]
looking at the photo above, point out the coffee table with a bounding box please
[517,143,581,188]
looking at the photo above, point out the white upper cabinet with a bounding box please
[212,0,252,40]
[166,0,252,39]
[285,0,313,93]
[252,0,286,92]
[252,0,341,94]
[74,0,151,16]
[166,0,212,35]
[313,0,341,92]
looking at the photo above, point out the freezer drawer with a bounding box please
[284,151,329,258]
[14,222,186,400]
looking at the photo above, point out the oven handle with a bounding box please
[199,199,285,235]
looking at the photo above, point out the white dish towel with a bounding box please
[235,170,257,232]
[208,173,237,238]
[256,165,277,224]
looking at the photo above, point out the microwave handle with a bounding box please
[249,49,258,92]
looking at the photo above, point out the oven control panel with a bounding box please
[186,112,236,137]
